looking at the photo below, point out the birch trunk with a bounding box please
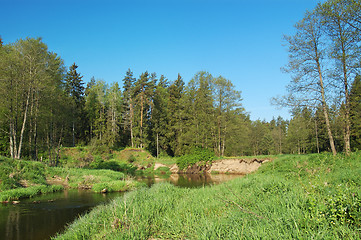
[15,87,31,159]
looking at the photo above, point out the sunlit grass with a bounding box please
[0,157,143,201]
[54,152,361,239]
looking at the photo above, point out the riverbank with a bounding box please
[161,158,270,174]
[54,153,361,239]
[0,156,143,202]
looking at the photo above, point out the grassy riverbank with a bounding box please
[54,153,361,239]
[0,156,143,201]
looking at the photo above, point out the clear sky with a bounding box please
[1,0,321,121]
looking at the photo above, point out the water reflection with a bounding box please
[0,190,121,240]
[0,173,243,240]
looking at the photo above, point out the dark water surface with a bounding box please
[0,190,123,240]
[0,173,242,240]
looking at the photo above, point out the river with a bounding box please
[0,173,242,240]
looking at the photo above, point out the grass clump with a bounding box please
[47,167,143,193]
[47,167,126,189]
[54,152,361,239]
[0,185,64,201]
[92,180,143,193]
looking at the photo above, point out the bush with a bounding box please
[176,147,215,170]
[0,158,48,191]
[154,166,171,177]
[90,159,137,175]
[127,155,136,163]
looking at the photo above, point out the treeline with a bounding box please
[0,38,252,160]
[0,0,360,160]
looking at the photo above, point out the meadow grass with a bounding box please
[54,152,361,239]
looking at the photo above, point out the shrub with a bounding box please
[176,147,215,170]
[0,158,48,191]
[127,154,136,163]
[90,159,137,175]
[154,166,171,177]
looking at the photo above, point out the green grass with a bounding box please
[0,185,64,201]
[47,167,144,192]
[0,157,143,201]
[54,152,361,239]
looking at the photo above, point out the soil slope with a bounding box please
[168,158,270,174]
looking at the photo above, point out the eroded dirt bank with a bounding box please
[161,158,271,175]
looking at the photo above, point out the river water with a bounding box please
[0,173,242,240]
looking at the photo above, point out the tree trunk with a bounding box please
[314,119,320,153]
[9,121,15,159]
[222,125,226,156]
[130,100,134,148]
[140,93,144,149]
[218,116,221,156]
[279,127,282,154]
[55,127,63,167]
[72,121,75,147]
[316,58,337,155]
[15,87,31,159]
[341,43,351,154]
[157,132,159,158]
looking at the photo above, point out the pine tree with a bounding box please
[167,74,185,156]
[350,75,361,150]
[64,63,85,147]
[121,69,136,147]
[133,71,155,149]
[149,75,169,157]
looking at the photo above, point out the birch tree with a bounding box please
[276,10,337,155]
[0,37,65,159]
[317,0,361,154]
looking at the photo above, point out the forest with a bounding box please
[0,0,360,161]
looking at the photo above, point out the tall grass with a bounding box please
[54,152,361,239]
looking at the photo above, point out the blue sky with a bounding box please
[1,0,321,121]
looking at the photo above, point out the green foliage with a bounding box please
[154,166,171,177]
[89,138,110,155]
[325,185,361,227]
[0,158,48,191]
[0,155,141,201]
[127,154,136,163]
[350,75,361,150]
[176,147,215,169]
[90,159,137,175]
